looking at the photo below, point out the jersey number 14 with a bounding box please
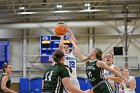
[45,71,53,81]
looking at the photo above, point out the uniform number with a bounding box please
[69,61,75,68]
[87,71,93,78]
[45,71,53,81]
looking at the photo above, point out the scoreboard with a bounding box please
[40,35,72,63]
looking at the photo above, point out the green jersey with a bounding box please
[86,60,105,86]
[86,60,113,93]
[43,63,70,93]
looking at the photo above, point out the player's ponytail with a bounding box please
[94,48,102,60]
[52,49,64,63]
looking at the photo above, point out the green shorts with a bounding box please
[94,80,113,93]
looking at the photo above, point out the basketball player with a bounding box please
[0,63,17,93]
[74,47,127,93]
[59,29,80,92]
[122,69,136,93]
[42,49,90,93]
[103,53,123,93]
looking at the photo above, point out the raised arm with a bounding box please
[105,66,122,82]
[67,28,77,44]
[68,36,88,63]
[97,61,125,81]
[59,35,64,51]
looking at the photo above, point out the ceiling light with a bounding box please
[17,12,36,15]
[54,10,70,13]
[19,6,25,10]
[56,4,62,8]
[85,3,90,7]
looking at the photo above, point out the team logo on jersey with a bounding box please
[66,57,75,60]
[86,66,95,70]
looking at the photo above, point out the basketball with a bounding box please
[54,24,68,35]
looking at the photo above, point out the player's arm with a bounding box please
[105,66,122,82]
[73,47,89,64]
[67,28,87,63]
[105,76,122,82]
[59,35,64,51]
[67,28,77,44]
[42,80,44,89]
[68,36,88,63]
[67,29,78,54]
[42,73,45,90]
[75,50,89,64]
[1,76,16,93]
[71,41,88,63]
[97,61,125,81]
[62,77,90,93]
[61,66,90,93]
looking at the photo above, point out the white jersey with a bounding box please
[123,76,135,93]
[64,52,77,77]
[104,64,121,93]
[63,52,80,93]
[104,64,116,90]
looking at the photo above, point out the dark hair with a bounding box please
[2,63,9,72]
[52,49,64,63]
[94,48,102,60]
[104,52,114,59]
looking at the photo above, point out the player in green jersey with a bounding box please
[73,47,127,93]
[42,49,90,93]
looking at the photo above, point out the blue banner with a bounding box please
[0,41,10,69]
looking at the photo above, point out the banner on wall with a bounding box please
[0,41,10,69]
[40,35,72,63]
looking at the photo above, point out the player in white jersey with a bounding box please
[122,69,136,93]
[59,28,80,93]
[103,53,123,93]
